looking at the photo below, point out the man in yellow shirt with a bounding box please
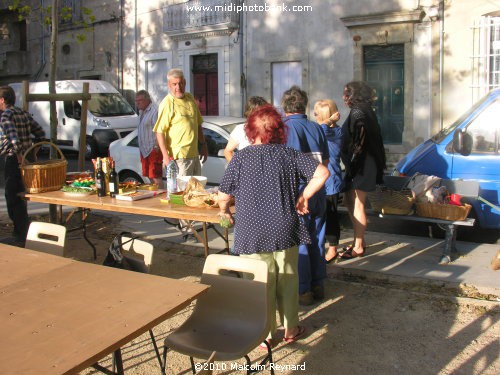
[154,68,208,239]
[154,68,208,169]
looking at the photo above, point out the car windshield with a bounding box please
[431,92,492,143]
[87,93,136,117]
[221,123,244,133]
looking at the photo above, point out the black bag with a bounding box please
[102,232,146,272]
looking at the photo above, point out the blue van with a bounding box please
[394,88,500,229]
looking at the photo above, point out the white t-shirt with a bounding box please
[229,124,251,150]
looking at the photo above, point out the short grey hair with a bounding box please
[136,89,151,101]
[167,68,185,81]
[281,85,308,114]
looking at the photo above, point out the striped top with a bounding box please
[138,102,159,158]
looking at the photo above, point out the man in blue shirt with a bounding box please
[282,86,329,305]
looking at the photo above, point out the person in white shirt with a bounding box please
[224,96,268,162]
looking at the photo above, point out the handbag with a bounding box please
[102,231,140,271]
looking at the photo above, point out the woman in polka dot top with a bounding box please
[218,105,330,345]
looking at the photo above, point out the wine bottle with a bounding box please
[109,160,119,198]
[96,157,107,197]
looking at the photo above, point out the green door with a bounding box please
[364,45,404,144]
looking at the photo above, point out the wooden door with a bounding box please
[364,45,405,144]
[192,54,219,116]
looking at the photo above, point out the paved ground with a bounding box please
[0,154,498,374]
[1,199,499,374]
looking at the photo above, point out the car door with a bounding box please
[200,124,229,185]
[450,98,500,225]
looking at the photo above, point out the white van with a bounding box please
[9,80,138,158]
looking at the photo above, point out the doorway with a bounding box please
[192,54,219,116]
[364,44,405,144]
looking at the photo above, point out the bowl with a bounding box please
[177,175,208,191]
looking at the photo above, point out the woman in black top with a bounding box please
[340,81,386,258]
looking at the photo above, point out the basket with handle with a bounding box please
[367,186,415,215]
[21,141,67,193]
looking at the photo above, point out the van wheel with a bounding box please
[85,137,97,159]
[119,170,144,184]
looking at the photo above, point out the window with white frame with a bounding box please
[472,16,500,100]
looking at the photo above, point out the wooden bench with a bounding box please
[339,176,479,264]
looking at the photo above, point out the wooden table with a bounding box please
[25,191,230,258]
[0,245,208,374]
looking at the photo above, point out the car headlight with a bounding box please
[94,118,111,128]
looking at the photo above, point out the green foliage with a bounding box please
[8,2,95,43]
[7,0,31,21]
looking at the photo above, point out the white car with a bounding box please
[109,116,245,185]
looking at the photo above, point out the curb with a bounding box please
[328,264,500,302]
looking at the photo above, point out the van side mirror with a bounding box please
[453,129,472,156]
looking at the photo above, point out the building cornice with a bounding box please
[341,10,424,28]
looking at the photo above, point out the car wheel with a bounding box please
[119,170,144,184]
[85,136,97,160]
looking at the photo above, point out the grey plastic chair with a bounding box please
[116,236,162,370]
[25,221,66,257]
[161,254,274,374]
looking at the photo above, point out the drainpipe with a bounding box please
[438,0,444,130]
[134,0,138,92]
[238,12,245,117]
[34,0,46,80]
[118,0,125,91]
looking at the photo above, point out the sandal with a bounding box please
[259,339,273,350]
[283,326,306,344]
[340,247,365,259]
[340,244,354,254]
[325,249,339,264]
[325,254,338,264]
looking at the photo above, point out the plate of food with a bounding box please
[61,185,96,196]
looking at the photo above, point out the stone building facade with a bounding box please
[0,0,498,164]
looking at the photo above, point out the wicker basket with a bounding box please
[21,141,67,193]
[367,187,415,215]
[416,202,472,221]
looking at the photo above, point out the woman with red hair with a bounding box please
[218,105,330,345]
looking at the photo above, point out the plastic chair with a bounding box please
[25,221,66,257]
[198,351,216,375]
[118,236,162,369]
[121,235,154,273]
[161,254,274,375]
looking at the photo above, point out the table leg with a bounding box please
[202,222,209,257]
[66,208,97,261]
[113,349,124,375]
[91,348,124,375]
[440,224,457,265]
[81,209,97,261]
[224,227,229,254]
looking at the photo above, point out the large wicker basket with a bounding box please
[416,202,472,221]
[21,141,67,193]
[367,187,415,215]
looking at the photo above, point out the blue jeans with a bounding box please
[298,206,327,295]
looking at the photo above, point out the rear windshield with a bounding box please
[87,93,135,117]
